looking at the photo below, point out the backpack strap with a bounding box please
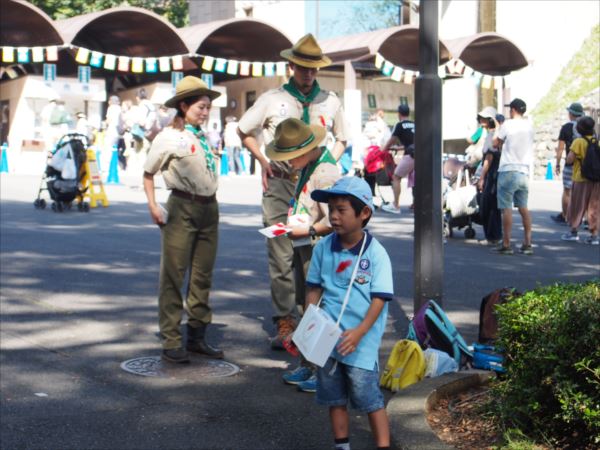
[427,300,473,362]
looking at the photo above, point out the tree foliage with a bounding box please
[30,0,189,27]
[329,0,404,36]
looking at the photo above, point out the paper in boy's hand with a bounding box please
[259,223,291,238]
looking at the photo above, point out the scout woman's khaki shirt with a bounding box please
[238,87,348,175]
[144,127,218,196]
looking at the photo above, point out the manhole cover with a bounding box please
[120,356,240,379]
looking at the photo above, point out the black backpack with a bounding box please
[581,137,600,182]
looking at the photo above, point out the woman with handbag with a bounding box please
[142,76,223,364]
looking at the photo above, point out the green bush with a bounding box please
[490,280,600,448]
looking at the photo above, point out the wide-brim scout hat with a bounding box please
[265,118,326,161]
[477,106,497,119]
[280,33,332,69]
[164,76,221,108]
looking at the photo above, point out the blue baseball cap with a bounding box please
[311,176,374,211]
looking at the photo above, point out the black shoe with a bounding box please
[550,213,566,224]
[186,340,224,359]
[186,323,224,359]
[161,347,190,364]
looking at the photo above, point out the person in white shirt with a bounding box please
[492,98,534,255]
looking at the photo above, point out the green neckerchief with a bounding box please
[283,79,321,124]
[292,148,337,214]
[184,124,216,174]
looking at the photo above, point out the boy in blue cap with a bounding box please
[306,176,393,450]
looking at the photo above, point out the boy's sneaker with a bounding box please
[282,366,313,385]
[518,244,534,255]
[550,213,566,224]
[492,245,513,255]
[561,231,579,241]
[585,235,599,245]
[381,204,401,214]
[297,374,317,393]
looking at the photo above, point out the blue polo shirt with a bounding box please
[306,231,394,371]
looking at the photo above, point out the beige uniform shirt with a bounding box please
[144,127,218,196]
[238,86,348,174]
[293,161,340,227]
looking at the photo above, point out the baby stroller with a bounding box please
[442,158,481,239]
[361,145,395,208]
[34,133,90,212]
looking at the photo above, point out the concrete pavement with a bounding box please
[1,170,598,449]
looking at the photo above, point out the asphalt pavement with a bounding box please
[1,170,598,450]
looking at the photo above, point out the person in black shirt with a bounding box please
[381,104,415,214]
[551,102,583,223]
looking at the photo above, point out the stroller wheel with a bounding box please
[39,199,46,209]
[33,199,41,209]
[464,227,476,239]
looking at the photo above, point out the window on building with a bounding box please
[399,96,409,106]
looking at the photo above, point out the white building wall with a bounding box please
[235,0,306,42]
[497,0,599,113]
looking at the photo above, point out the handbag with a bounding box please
[446,168,478,218]
[292,234,367,367]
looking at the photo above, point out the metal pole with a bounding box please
[414,0,443,310]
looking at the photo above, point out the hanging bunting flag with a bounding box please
[201,56,214,71]
[75,47,90,64]
[32,47,44,63]
[17,47,30,63]
[252,62,263,77]
[403,70,414,84]
[214,58,227,73]
[46,46,58,62]
[374,52,384,69]
[171,55,183,70]
[391,67,403,82]
[226,60,239,75]
[131,57,144,73]
[462,66,473,78]
[264,62,275,77]
[276,61,287,76]
[382,61,393,77]
[2,47,14,63]
[493,76,503,89]
[104,54,116,70]
[481,75,492,89]
[240,61,251,76]
[89,51,103,68]
[159,56,170,72]
[146,58,158,73]
[118,56,130,72]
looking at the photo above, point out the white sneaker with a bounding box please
[561,231,579,241]
[381,204,401,214]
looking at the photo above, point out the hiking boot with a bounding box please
[492,245,514,255]
[297,374,317,393]
[381,204,401,214]
[186,323,224,359]
[585,235,599,245]
[550,213,566,224]
[518,244,534,255]
[161,347,190,364]
[561,231,579,241]
[271,316,296,350]
[282,366,313,385]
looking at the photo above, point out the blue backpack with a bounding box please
[407,299,472,366]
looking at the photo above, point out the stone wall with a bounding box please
[532,87,600,179]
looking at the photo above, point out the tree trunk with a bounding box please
[478,0,496,110]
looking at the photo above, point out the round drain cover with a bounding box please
[120,356,240,379]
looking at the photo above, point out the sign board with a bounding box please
[43,64,56,82]
[201,73,213,89]
[78,66,91,85]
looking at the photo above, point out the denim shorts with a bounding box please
[316,358,385,413]
[497,171,529,209]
